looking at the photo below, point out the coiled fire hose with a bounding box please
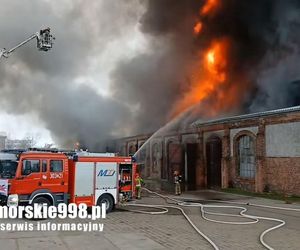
[121,188,300,250]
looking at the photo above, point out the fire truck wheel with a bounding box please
[97,194,114,213]
[31,196,51,220]
[32,196,52,207]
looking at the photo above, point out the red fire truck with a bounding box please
[0,150,137,212]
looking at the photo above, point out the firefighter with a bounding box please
[174,170,182,195]
[135,173,144,199]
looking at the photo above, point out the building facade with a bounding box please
[5,139,33,149]
[115,106,300,196]
[0,135,6,150]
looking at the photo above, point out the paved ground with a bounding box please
[0,190,299,250]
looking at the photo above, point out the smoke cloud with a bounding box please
[1,0,300,149]
[112,0,300,131]
[0,0,143,149]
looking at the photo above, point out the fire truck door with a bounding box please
[14,159,42,194]
[40,159,68,193]
[74,162,94,197]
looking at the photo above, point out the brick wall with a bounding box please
[113,109,300,195]
[265,158,300,195]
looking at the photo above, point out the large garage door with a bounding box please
[206,137,222,188]
[186,143,198,190]
[167,143,183,183]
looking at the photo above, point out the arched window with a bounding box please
[238,135,255,179]
[128,144,136,155]
[152,143,159,173]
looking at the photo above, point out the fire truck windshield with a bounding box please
[0,160,18,179]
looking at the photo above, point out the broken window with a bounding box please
[238,135,255,179]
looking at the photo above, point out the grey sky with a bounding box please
[0,0,146,148]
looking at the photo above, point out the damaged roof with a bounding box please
[192,105,300,128]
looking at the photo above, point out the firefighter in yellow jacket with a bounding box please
[135,173,144,199]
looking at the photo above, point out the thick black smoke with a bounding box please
[112,0,300,134]
[1,0,300,149]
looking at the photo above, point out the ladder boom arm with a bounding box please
[7,34,37,55]
[0,28,54,60]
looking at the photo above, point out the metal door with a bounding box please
[167,143,183,183]
[206,137,222,188]
[186,143,198,190]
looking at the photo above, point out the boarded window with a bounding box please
[238,136,255,179]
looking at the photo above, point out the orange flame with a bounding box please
[171,39,229,117]
[193,21,202,35]
[169,1,242,119]
[205,42,227,82]
[201,0,219,15]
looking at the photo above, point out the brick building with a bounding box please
[114,106,300,196]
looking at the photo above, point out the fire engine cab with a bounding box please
[0,150,137,212]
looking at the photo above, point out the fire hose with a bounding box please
[121,188,300,250]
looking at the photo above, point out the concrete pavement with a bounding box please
[0,190,299,249]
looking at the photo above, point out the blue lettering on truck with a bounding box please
[98,169,116,177]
